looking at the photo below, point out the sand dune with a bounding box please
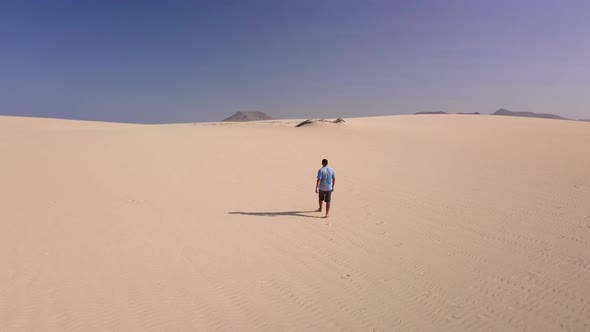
[1,114,589,331]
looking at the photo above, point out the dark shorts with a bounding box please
[319,190,333,202]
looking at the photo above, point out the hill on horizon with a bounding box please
[222,111,274,122]
[491,108,570,120]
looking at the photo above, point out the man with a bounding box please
[315,159,336,218]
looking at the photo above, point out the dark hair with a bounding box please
[322,159,328,166]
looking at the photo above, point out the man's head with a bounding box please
[322,159,328,166]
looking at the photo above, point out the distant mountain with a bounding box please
[491,108,569,120]
[579,119,590,122]
[414,111,448,115]
[222,111,274,122]
[457,112,480,115]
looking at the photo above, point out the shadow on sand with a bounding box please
[228,210,323,219]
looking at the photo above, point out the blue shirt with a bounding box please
[317,166,335,191]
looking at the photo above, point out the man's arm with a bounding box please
[332,177,336,191]
[315,178,320,193]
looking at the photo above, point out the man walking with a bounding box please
[315,159,336,218]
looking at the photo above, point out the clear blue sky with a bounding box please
[1,0,589,123]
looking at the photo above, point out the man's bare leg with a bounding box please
[317,199,323,212]
[325,202,331,218]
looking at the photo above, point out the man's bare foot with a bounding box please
[316,208,322,212]
[324,214,329,218]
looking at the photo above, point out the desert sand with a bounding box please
[1,114,589,331]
